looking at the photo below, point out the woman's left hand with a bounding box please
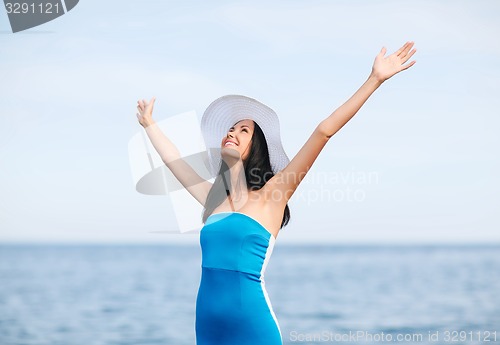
[371,41,417,83]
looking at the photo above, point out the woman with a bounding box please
[136,41,417,345]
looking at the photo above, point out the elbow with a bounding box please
[317,121,333,140]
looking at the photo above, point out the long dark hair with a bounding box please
[202,121,290,228]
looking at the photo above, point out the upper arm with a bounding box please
[262,124,330,205]
[165,158,213,206]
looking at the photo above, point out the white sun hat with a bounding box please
[201,94,290,177]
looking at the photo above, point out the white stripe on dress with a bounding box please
[260,235,282,340]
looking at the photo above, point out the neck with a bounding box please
[224,159,249,211]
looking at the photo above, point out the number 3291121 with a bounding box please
[5,2,62,14]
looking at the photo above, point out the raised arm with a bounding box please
[263,41,417,206]
[136,97,213,206]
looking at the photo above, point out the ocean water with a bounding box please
[0,244,499,345]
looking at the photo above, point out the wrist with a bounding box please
[142,118,156,128]
[368,72,385,86]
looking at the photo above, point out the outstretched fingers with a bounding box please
[401,60,417,71]
[137,97,156,114]
[145,97,156,111]
[396,41,413,57]
[395,42,407,56]
[137,100,144,112]
[401,48,417,64]
[401,42,415,58]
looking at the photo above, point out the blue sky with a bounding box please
[0,0,499,244]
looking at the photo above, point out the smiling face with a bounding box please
[220,119,255,162]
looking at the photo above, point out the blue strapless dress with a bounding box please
[195,212,282,345]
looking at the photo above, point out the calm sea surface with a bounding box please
[0,244,499,345]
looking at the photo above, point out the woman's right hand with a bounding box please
[136,97,156,128]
